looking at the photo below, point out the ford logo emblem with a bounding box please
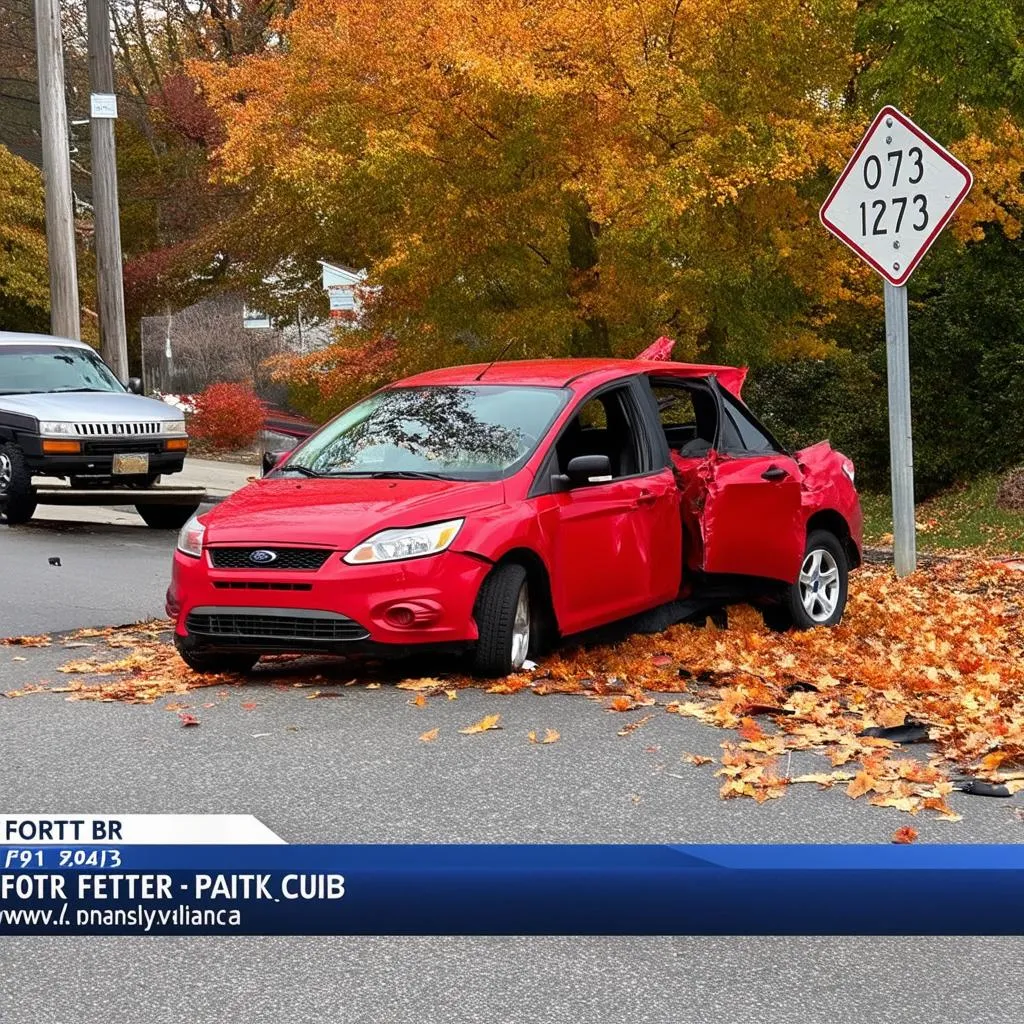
[249,549,277,564]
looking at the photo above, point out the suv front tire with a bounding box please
[0,443,37,525]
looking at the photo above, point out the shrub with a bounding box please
[188,382,265,450]
[996,467,1024,511]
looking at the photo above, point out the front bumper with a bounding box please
[20,433,187,477]
[167,546,492,652]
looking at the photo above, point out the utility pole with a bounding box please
[34,0,80,339]
[87,0,128,380]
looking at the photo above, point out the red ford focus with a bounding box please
[167,358,861,677]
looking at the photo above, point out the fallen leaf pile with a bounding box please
[5,558,1024,819]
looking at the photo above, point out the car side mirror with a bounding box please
[126,377,143,395]
[552,454,613,490]
[262,450,289,476]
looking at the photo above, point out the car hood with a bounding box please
[201,476,507,549]
[0,391,183,424]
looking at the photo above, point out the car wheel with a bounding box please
[135,503,199,529]
[471,563,532,677]
[174,638,258,675]
[0,444,37,525]
[765,529,849,630]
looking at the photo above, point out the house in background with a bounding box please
[320,261,372,323]
[141,261,371,394]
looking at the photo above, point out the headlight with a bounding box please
[176,514,206,558]
[343,518,464,565]
[162,419,187,436]
[38,421,78,437]
[842,461,855,484]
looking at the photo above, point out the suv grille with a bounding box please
[82,438,166,455]
[209,548,333,570]
[185,610,368,643]
[74,421,167,437]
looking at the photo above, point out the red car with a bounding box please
[167,357,861,677]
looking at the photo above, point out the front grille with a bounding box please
[74,421,166,437]
[82,438,166,455]
[209,548,332,570]
[213,581,313,592]
[185,610,368,644]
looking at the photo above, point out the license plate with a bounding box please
[112,453,150,475]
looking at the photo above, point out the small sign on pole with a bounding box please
[89,92,118,119]
[820,106,972,576]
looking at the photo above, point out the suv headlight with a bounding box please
[38,421,78,437]
[162,419,187,436]
[343,519,464,565]
[177,514,206,558]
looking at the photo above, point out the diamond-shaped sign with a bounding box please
[820,106,972,286]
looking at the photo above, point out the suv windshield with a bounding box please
[285,385,569,480]
[0,345,125,395]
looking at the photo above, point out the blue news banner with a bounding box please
[3,844,1024,935]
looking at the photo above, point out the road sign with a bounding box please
[820,106,972,287]
[820,107,972,578]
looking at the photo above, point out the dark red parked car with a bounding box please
[167,357,861,676]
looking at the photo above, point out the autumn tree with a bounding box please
[198,0,873,375]
[0,145,51,332]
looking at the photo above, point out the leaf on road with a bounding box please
[419,728,439,743]
[410,693,427,708]
[459,714,502,735]
[397,678,445,692]
[680,753,714,766]
[178,712,200,727]
[606,696,638,712]
[241,702,257,711]
[618,714,653,737]
[892,826,919,844]
[1,634,52,647]
[528,728,560,744]
[846,771,876,799]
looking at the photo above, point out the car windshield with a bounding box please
[284,385,569,479]
[0,345,125,395]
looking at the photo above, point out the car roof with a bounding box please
[396,358,747,396]
[0,331,93,350]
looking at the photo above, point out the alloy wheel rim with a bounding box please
[510,583,530,670]
[0,453,11,494]
[798,548,840,623]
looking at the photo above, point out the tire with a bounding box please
[471,562,532,677]
[0,443,37,525]
[135,502,199,529]
[174,638,258,675]
[765,529,849,630]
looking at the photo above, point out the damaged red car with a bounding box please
[167,356,861,677]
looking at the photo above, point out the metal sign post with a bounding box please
[820,106,973,576]
[883,282,915,575]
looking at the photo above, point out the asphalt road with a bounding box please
[2,512,1023,1023]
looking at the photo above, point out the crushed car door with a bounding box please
[698,385,805,583]
[532,380,682,635]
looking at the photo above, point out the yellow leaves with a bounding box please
[789,772,854,788]
[1,634,52,647]
[845,772,877,800]
[397,678,444,692]
[528,729,560,745]
[419,728,439,743]
[459,714,502,735]
[410,693,427,708]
